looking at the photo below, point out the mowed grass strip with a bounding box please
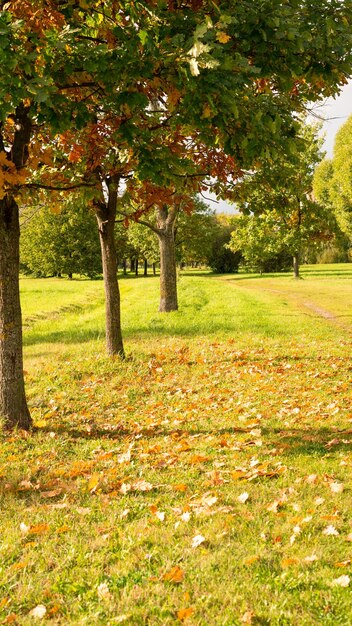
[0,267,351,624]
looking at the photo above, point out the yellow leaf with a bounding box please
[88,474,100,493]
[201,104,213,119]
[216,31,231,43]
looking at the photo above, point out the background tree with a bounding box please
[208,214,242,273]
[227,122,335,277]
[314,116,352,243]
[20,201,102,278]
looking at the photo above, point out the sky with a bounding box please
[207,80,352,213]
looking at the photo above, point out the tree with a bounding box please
[227,122,335,277]
[208,214,242,273]
[20,201,102,278]
[314,116,352,242]
[174,199,218,267]
[1,1,352,428]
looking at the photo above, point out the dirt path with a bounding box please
[220,278,352,333]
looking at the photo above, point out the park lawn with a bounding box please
[0,266,351,625]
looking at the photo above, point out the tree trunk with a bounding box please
[152,262,156,276]
[0,197,31,429]
[130,258,135,273]
[135,257,139,276]
[144,258,148,276]
[156,205,179,312]
[293,253,300,279]
[96,184,124,357]
[158,231,178,312]
[122,259,127,275]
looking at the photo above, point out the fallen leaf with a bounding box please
[244,556,260,566]
[132,479,153,492]
[237,492,249,504]
[97,582,112,601]
[281,558,299,568]
[28,524,49,535]
[241,610,255,623]
[322,525,339,536]
[191,534,205,548]
[29,605,47,618]
[162,566,185,583]
[303,554,318,563]
[335,559,351,567]
[88,474,100,493]
[329,482,344,494]
[331,575,350,587]
[177,607,194,621]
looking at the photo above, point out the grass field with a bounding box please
[1,265,352,625]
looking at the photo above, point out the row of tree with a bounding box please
[1,1,352,429]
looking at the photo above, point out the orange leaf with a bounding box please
[28,524,49,535]
[173,484,188,492]
[281,558,299,568]
[3,615,18,624]
[244,556,260,566]
[177,607,194,621]
[11,561,28,571]
[162,566,185,583]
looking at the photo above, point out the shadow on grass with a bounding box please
[31,423,352,459]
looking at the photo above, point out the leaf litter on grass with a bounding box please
[2,274,352,624]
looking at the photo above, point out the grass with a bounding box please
[1,265,352,624]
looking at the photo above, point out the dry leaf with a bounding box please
[191,534,205,548]
[304,554,318,563]
[88,474,100,493]
[331,575,350,587]
[335,559,351,567]
[29,605,47,618]
[329,482,344,494]
[237,492,249,504]
[281,558,299,568]
[177,607,194,621]
[244,556,260,566]
[97,582,112,601]
[28,524,49,535]
[162,566,185,583]
[322,525,339,536]
[132,479,153,492]
[241,610,255,624]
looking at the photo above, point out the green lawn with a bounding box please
[1,266,351,624]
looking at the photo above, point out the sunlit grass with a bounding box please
[0,266,351,624]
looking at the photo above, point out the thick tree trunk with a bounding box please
[158,231,178,312]
[293,253,300,279]
[0,197,31,429]
[96,185,124,357]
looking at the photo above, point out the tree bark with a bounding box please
[293,253,300,279]
[96,181,124,357]
[0,105,32,430]
[144,258,148,276]
[156,205,179,312]
[135,257,139,276]
[0,197,32,430]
